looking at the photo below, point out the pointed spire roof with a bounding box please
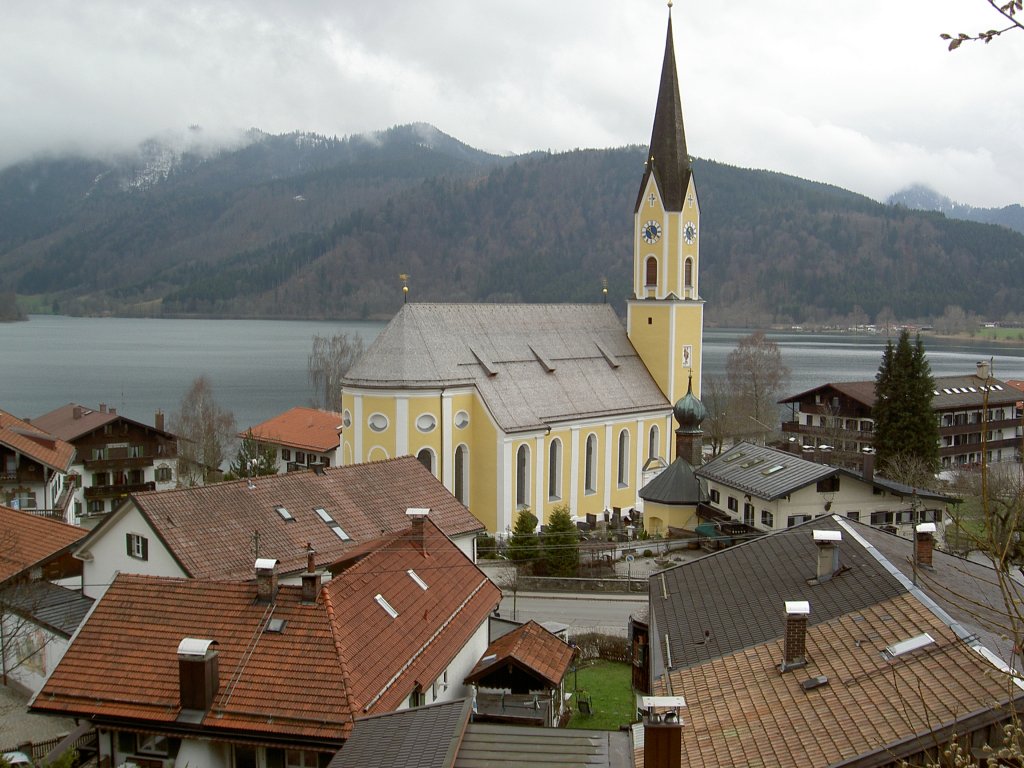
[635,14,691,212]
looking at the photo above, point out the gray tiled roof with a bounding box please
[638,457,707,505]
[456,723,633,767]
[343,303,670,433]
[696,442,837,500]
[7,581,94,637]
[649,516,906,677]
[327,699,470,768]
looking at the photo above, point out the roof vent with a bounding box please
[375,594,398,619]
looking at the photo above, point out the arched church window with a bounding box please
[454,444,468,505]
[548,439,562,500]
[684,257,693,288]
[417,448,435,474]
[645,257,658,287]
[516,444,530,508]
[617,429,630,487]
[648,425,661,460]
[585,434,597,494]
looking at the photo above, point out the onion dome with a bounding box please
[673,374,706,432]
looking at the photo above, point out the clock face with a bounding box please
[683,221,697,244]
[642,220,662,244]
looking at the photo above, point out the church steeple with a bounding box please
[635,15,691,213]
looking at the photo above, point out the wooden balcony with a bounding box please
[84,481,155,499]
[83,455,156,470]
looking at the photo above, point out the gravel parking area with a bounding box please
[0,684,76,750]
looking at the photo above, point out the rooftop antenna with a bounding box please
[400,273,410,303]
[601,277,608,304]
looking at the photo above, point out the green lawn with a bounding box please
[567,659,636,731]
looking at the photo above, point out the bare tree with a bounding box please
[308,333,366,410]
[172,376,236,486]
[725,331,790,442]
[941,0,1023,49]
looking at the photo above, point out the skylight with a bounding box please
[883,633,934,660]
[739,458,765,469]
[407,569,428,590]
[275,506,293,521]
[724,451,746,463]
[762,464,785,475]
[375,594,398,619]
[265,618,287,633]
[315,507,333,523]
[331,525,350,541]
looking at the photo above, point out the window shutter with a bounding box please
[141,536,149,561]
[126,533,132,556]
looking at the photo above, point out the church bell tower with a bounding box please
[627,10,704,406]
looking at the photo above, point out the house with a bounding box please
[463,620,575,727]
[340,12,705,535]
[32,403,178,524]
[695,442,957,540]
[242,406,343,473]
[31,515,501,767]
[634,515,1024,766]
[0,504,91,695]
[0,409,75,522]
[326,698,634,768]
[780,361,1022,469]
[73,455,486,600]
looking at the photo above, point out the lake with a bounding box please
[2,315,1023,432]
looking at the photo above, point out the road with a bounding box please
[497,591,647,636]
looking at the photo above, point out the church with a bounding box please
[340,11,705,535]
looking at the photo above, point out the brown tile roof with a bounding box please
[31,574,354,743]
[0,504,86,584]
[780,375,1021,411]
[32,402,174,442]
[243,407,342,453]
[465,621,574,689]
[78,456,485,580]
[33,521,500,743]
[651,593,1019,767]
[326,518,501,714]
[0,409,74,473]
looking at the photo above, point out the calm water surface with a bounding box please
[2,316,1024,431]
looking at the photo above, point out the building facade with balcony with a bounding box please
[32,403,178,525]
[779,362,1021,470]
[0,409,75,522]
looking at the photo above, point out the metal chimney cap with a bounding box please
[406,507,430,517]
[254,557,278,571]
[813,530,842,543]
[177,638,217,658]
[785,600,810,615]
[916,522,937,534]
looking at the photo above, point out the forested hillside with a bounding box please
[2,124,1022,324]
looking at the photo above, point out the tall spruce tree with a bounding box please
[873,330,939,474]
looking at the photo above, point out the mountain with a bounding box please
[888,184,1024,236]
[2,126,1024,325]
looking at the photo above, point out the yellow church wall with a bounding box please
[643,500,700,536]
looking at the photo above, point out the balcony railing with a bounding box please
[84,481,155,499]
[82,455,159,470]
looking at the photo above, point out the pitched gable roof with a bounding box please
[32,402,175,442]
[243,407,342,453]
[34,522,499,744]
[779,375,1020,410]
[0,409,74,474]
[31,574,354,743]
[0,504,86,584]
[325,518,501,714]
[696,442,837,500]
[77,456,485,580]
[344,304,669,433]
[465,620,574,689]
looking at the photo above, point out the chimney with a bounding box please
[862,449,875,483]
[781,601,809,671]
[812,530,842,583]
[155,410,165,431]
[255,558,278,604]
[916,522,936,568]
[302,544,321,603]
[641,696,684,768]
[99,403,107,413]
[72,406,82,420]
[407,508,430,552]
[177,638,219,711]
[977,360,991,381]
[110,407,117,416]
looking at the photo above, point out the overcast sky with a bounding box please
[3,1,1022,208]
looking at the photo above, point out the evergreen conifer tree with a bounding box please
[542,504,579,577]
[873,330,939,473]
[507,507,539,566]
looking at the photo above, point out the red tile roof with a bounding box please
[0,409,74,473]
[33,519,500,743]
[465,621,574,689]
[78,456,486,580]
[326,518,501,714]
[244,407,342,453]
[0,504,87,583]
[32,402,173,442]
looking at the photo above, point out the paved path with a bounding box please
[0,685,76,750]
